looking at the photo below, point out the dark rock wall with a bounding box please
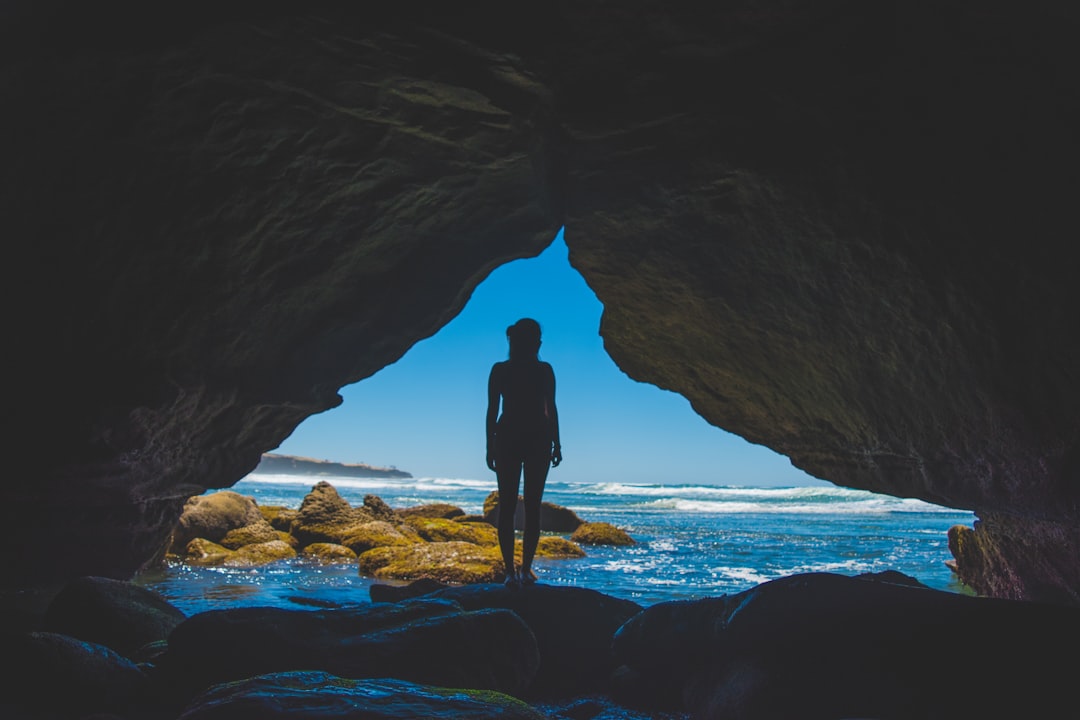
[3,1,1078,602]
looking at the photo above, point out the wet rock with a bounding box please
[299,542,357,563]
[169,491,266,553]
[427,583,644,698]
[41,575,187,659]
[156,598,540,702]
[396,502,467,520]
[402,516,500,545]
[0,631,149,717]
[612,571,1080,718]
[570,522,636,546]
[483,491,584,532]
[290,481,376,546]
[359,541,505,584]
[341,520,423,554]
[175,672,549,720]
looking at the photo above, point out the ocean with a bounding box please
[134,473,977,615]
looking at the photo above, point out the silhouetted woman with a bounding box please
[486,318,562,588]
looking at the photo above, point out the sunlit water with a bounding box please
[136,474,976,614]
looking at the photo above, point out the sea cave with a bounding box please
[3,1,1078,718]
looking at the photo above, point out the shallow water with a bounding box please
[135,474,976,614]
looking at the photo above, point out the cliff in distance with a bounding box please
[256,453,411,479]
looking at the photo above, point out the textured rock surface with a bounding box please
[611,572,1080,718]
[157,598,541,701]
[3,1,1078,604]
[174,673,549,720]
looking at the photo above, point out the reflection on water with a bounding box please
[134,559,378,616]
[202,583,262,601]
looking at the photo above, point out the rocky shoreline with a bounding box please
[166,480,635,583]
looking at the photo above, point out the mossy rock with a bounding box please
[536,536,586,558]
[358,541,504,584]
[482,491,584,532]
[570,522,635,546]
[340,520,423,554]
[396,502,467,520]
[260,505,299,532]
[219,520,280,550]
[361,494,399,521]
[276,530,300,548]
[456,513,488,523]
[291,482,374,545]
[402,517,498,546]
[226,540,298,566]
[182,538,234,566]
[170,490,265,552]
[300,542,358,563]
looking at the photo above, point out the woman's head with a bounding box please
[506,318,542,360]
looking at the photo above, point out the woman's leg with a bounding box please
[519,455,551,583]
[496,463,521,584]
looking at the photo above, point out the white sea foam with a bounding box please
[240,473,406,491]
[627,494,956,515]
[788,559,877,575]
[710,566,771,585]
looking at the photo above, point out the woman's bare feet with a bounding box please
[520,567,538,586]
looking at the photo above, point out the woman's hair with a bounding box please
[506,318,542,360]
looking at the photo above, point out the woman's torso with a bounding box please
[496,360,553,435]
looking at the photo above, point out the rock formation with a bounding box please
[3,1,1078,606]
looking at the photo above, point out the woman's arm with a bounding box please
[486,364,502,471]
[546,364,562,467]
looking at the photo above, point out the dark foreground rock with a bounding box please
[155,598,540,706]
[41,575,188,660]
[8,572,1078,719]
[420,582,644,699]
[612,571,1080,719]
[0,630,151,718]
[175,672,546,720]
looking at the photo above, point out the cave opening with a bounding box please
[272,227,822,488]
[133,229,976,613]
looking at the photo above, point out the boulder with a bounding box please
[182,538,234,566]
[290,481,376,546]
[156,598,540,702]
[362,494,400,522]
[175,672,548,720]
[41,575,187,660]
[402,516,499,545]
[536,536,586,558]
[259,505,299,532]
[169,491,266,553]
[359,541,505,584]
[370,578,451,603]
[570,522,636,546]
[340,520,423,554]
[0,631,149,718]
[396,502,467,520]
[180,538,298,567]
[482,491,584,532]
[229,540,298,566]
[299,542,357,563]
[219,519,280,549]
[426,583,644,698]
[612,571,1080,718]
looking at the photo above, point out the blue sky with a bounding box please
[274,229,828,487]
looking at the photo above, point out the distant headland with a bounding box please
[256,453,412,479]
